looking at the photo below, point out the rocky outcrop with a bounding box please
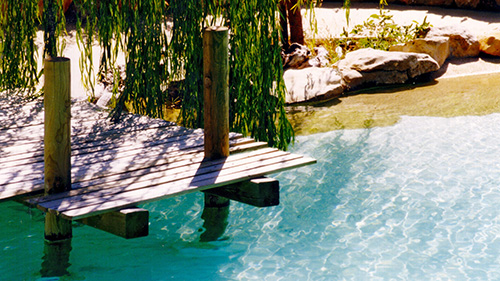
[337,48,440,89]
[426,26,480,58]
[308,46,330,68]
[389,36,450,66]
[478,31,500,56]
[284,67,344,103]
[283,26,499,104]
[283,43,311,69]
[283,43,330,69]
[284,48,441,102]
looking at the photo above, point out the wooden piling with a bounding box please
[201,27,230,241]
[203,26,229,160]
[44,57,72,242]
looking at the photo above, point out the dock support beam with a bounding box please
[205,177,280,207]
[78,207,149,239]
[201,26,230,241]
[44,57,72,242]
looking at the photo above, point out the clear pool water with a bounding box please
[3,113,500,280]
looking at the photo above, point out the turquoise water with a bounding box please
[3,114,500,280]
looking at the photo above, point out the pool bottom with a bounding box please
[3,113,500,280]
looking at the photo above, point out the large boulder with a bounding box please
[389,36,450,66]
[284,67,345,103]
[426,26,480,58]
[478,30,500,56]
[337,48,440,90]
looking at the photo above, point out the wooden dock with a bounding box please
[0,98,315,221]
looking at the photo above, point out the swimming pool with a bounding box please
[3,113,500,280]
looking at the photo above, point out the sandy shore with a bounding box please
[286,3,500,134]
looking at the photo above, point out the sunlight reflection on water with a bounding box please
[3,114,500,280]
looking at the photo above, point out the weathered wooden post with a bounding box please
[43,57,72,241]
[203,26,229,159]
[201,26,230,242]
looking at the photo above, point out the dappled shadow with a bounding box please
[0,96,45,200]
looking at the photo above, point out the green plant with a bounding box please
[340,9,431,51]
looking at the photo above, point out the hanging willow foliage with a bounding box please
[0,0,39,95]
[227,0,291,148]
[4,0,293,149]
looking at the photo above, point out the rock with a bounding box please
[454,0,480,8]
[308,46,330,68]
[94,84,114,108]
[478,31,500,56]
[337,48,440,89]
[389,36,450,66]
[426,26,480,58]
[284,67,345,103]
[96,91,114,108]
[283,43,311,69]
[283,44,330,69]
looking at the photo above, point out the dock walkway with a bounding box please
[0,98,315,221]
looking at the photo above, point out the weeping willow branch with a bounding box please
[0,0,40,95]
[228,0,293,149]
[4,0,294,149]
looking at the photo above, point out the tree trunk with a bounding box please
[279,0,304,48]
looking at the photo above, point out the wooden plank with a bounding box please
[0,127,203,168]
[78,207,149,239]
[30,148,281,206]
[0,135,251,187]
[35,152,315,220]
[0,126,205,166]
[0,141,268,201]
[0,112,177,146]
[0,101,109,132]
[0,134,252,171]
[204,177,279,207]
[55,156,316,220]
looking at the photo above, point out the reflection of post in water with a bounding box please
[200,193,230,242]
[41,57,73,276]
[201,26,230,242]
[41,239,72,277]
